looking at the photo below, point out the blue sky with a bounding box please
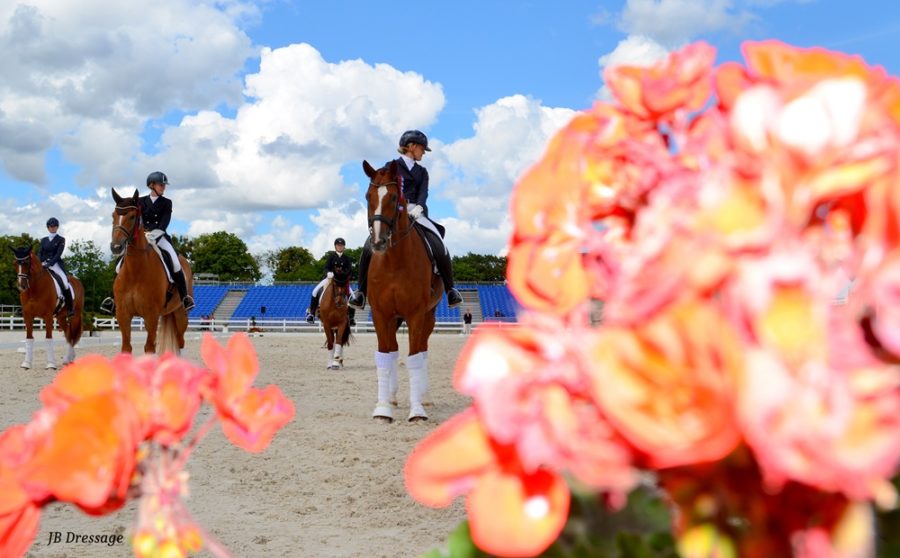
[2,0,899,261]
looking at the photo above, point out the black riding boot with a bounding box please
[306,294,318,323]
[427,231,463,307]
[173,270,195,311]
[63,286,75,318]
[349,239,371,310]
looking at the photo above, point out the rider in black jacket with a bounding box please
[39,217,75,317]
[306,238,357,325]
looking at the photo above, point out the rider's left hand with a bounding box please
[408,204,424,219]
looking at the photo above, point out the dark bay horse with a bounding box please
[110,188,192,354]
[363,160,442,422]
[11,246,83,369]
[319,270,352,370]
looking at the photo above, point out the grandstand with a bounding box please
[190,282,518,324]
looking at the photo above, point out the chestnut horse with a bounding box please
[319,271,352,370]
[11,246,83,369]
[110,188,192,354]
[363,160,442,422]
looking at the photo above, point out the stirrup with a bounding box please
[182,296,195,311]
[306,313,315,324]
[100,297,115,314]
[349,292,366,310]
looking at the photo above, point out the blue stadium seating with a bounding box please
[231,285,315,319]
[189,285,229,318]
[189,283,518,322]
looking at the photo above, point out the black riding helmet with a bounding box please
[334,237,346,246]
[146,171,169,186]
[46,217,59,228]
[399,130,431,151]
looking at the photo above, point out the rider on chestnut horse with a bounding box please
[100,171,195,313]
[39,217,75,317]
[349,130,462,311]
[307,237,357,326]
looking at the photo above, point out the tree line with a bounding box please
[1,232,507,309]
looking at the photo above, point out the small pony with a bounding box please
[109,188,192,354]
[363,160,443,422]
[318,267,352,370]
[11,246,83,369]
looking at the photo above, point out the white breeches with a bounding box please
[156,237,182,272]
[48,263,72,292]
[313,277,353,298]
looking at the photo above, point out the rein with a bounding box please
[113,204,145,254]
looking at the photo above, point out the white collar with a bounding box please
[150,193,160,203]
[400,154,416,171]
[48,233,57,240]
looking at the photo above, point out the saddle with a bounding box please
[46,268,74,313]
[413,223,443,276]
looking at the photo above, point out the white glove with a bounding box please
[327,272,334,279]
[408,204,424,219]
[145,229,164,241]
[41,261,49,267]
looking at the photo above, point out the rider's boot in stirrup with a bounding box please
[63,287,75,318]
[306,295,318,323]
[428,231,462,308]
[349,241,371,310]
[174,270,194,311]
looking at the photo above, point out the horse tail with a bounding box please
[157,313,180,355]
[65,277,84,347]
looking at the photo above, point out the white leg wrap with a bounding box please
[407,352,428,421]
[21,339,34,369]
[45,338,57,369]
[420,351,431,406]
[328,344,343,369]
[388,350,399,405]
[65,344,76,365]
[334,344,343,359]
[373,367,394,420]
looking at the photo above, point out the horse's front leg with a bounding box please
[117,309,134,354]
[143,314,160,354]
[404,313,430,422]
[43,312,57,370]
[21,313,34,369]
[371,310,400,422]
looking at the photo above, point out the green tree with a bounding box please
[170,234,195,264]
[0,234,38,306]
[264,246,318,282]
[191,232,260,282]
[452,253,507,282]
[66,240,115,312]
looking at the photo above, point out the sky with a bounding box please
[2,0,900,262]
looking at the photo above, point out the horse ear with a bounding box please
[387,160,398,175]
[362,160,376,179]
[112,187,122,203]
[132,189,139,201]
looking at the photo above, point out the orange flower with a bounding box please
[200,333,295,453]
[219,385,295,453]
[39,354,117,409]
[405,409,569,557]
[22,393,141,511]
[605,42,716,121]
[589,300,744,469]
[0,426,42,558]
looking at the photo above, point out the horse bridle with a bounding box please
[112,204,141,252]
[14,254,34,292]
[367,180,415,246]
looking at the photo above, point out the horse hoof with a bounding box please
[372,404,394,422]
[373,416,393,424]
[45,364,57,370]
[408,405,428,422]
[20,362,31,370]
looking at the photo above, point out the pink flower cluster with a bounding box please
[406,41,900,557]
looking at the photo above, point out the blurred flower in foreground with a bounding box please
[408,39,900,557]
